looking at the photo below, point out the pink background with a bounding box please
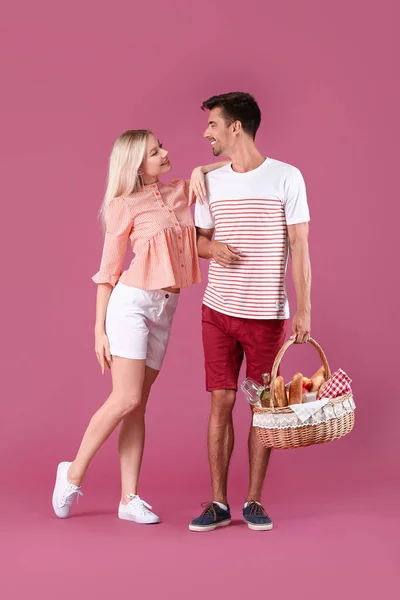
[1,0,398,598]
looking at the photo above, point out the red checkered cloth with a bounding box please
[318,369,352,400]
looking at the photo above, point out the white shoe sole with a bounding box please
[189,519,231,532]
[52,462,70,519]
[245,519,273,531]
[118,512,160,524]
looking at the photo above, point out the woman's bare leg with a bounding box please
[118,365,159,502]
[67,357,146,486]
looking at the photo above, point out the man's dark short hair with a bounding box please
[201,92,261,139]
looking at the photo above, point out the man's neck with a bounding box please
[229,143,265,173]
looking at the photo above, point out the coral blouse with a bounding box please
[92,179,201,290]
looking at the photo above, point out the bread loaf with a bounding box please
[310,365,326,392]
[289,372,303,405]
[274,376,288,407]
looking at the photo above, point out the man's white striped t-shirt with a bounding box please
[194,158,310,320]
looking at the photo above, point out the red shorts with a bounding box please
[202,304,287,392]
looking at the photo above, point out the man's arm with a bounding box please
[287,222,311,344]
[196,227,241,266]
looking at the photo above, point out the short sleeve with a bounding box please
[283,167,310,225]
[194,198,215,229]
[92,197,133,286]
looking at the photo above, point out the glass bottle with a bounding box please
[260,372,272,408]
[240,378,263,406]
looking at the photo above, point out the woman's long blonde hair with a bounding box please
[99,129,150,226]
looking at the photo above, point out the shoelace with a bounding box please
[199,502,217,519]
[247,501,268,517]
[61,485,83,506]
[126,494,153,515]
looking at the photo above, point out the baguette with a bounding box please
[289,372,303,405]
[310,365,326,392]
[274,375,288,407]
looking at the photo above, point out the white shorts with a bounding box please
[105,282,179,370]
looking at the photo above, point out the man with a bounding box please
[189,92,311,532]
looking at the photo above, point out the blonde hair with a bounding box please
[99,129,151,225]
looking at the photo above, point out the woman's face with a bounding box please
[140,133,171,182]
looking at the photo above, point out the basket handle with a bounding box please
[269,337,332,410]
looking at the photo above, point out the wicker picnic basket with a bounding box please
[252,337,355,449]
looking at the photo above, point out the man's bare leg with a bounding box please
[208,389,236,505]
[247,417,272,502]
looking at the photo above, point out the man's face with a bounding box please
[203,107,233,157]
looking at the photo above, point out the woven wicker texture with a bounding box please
[253,338,355,449]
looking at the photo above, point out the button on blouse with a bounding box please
[92,179,202,290]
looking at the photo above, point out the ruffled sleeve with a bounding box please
[92,197,133,286]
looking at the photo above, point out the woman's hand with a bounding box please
[188,167,206,206]
[95,328,112,374]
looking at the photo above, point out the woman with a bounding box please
[52,129,225,524]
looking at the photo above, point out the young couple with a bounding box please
[52,92,311,532]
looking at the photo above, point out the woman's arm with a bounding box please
[94,283,113,373]
[92,198,132,287]
[188,161,229,205]
[92,197,133,372]
[95,283,113,332]
[201,161,229,175]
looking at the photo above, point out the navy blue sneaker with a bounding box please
[189,502,231,532]
[243,501,273,530]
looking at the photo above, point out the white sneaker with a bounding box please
[118,494,160,524]
[52,461,83,518]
